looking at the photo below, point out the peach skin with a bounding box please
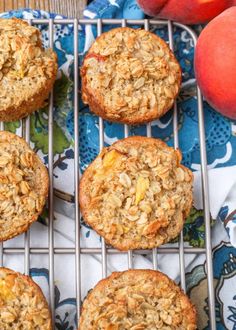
[137,0,236,24]
[195,7,236,119]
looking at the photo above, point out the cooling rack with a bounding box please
[0,18,216,330]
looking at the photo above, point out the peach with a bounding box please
[137,0,167,16]
[137,0,236,24]
[195,7,236,119]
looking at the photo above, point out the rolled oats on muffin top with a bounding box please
[79,136,193,251]
[81,27,181,124]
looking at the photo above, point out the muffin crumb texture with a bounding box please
[0,267,52,330]
[0,18,57,121]
[81,27,181,124]
[79,136,193,250]
[0,131,49,241]
[79,270,197,330]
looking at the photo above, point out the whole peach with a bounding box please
[137,0,236,24]
[195,7,236,119]
[137,0,167,16]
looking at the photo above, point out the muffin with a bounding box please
[81,27,181,124]
[0,267,52,329]
[79,269,197,329]
[0,131,49,241]
[79,136,193,251]
[0,18,57,122]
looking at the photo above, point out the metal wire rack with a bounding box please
[0,18,216,330]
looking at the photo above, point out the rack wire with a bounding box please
[0,18,216,329]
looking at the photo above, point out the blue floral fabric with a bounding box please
[3,5,236,172]
[83,0,236,172]
[1,2,236,330]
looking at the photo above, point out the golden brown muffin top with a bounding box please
[0,131,49,241]
[81,27,181,124]
[0,267,52,330]
[0,18,57,116]
[79,270,197,330]
[79,136,193,250]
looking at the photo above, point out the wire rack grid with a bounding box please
[0,18,216,330]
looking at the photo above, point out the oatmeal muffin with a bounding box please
[81,27,181,125]
[79,269,197,329]
[0,131,49,241]
[0,267,52,329]
[79,136,193,251]
[0,18,57,122]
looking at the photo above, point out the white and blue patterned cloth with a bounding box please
[1,2,236,329]
[84,0,236,253]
